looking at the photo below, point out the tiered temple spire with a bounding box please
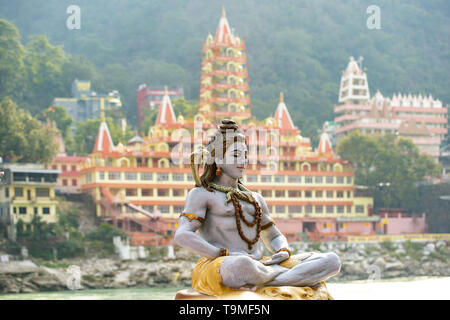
[93,121,115,156]
[274,92,296,130]
[317,124,335,158]
[199,8,251,123]
[155,86,177,126]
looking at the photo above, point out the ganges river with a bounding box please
[0,277,448,300]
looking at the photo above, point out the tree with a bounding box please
[41,105,73,137]
[0,19,25,102]
[22,35,67,114]
[73,117,133,155]
[336,131,441,211]
[172,98,198,119]
[0,98,58,164]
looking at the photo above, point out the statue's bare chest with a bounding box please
[207,191,256,219]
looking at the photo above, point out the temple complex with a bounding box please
[77,9,379,245]
[334,57,448,161]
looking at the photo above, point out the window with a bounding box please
[141,189,153,197]
[275,206,285,214]
[143,205,154,212]
[288,190,301,198]
[159,206,170,214]
[261,175,271,183]
[315,190,323,198]
[275,190,285,198]
[327,206,334,214]
[315,176,323,183]
[326,176,334,184]
[172,173,184,181]
[305,190,312,198]
[288,176,301,183]
[158,189,169,197]
[71,165,76,171]
[36,188,49,197]
[14,187,23,197]
[157,173,169,181]
[72,179,77,186]
[326,191,333,198]
[173,206,184,214]
[288,206,302,214]
[173,189,184,197]
[261,190,272,198]
[305,176,313,184]
[19,207,27,214]
[347,205,352,213]
[51,165,57,170]
[126,189,137,196]
[315,205,323,214]
[34,207,38,215]
[62,179,68,186]
[355,205,364,213]
[274,176,285,183]
[337,206,345,214]
[99,172,105,180]
[5,188,9,198]
[246,175,258,182]
[347,176,353,184]
[337,191,344,198]
[13,207,17,214]
[187,174,194,182]
[305,205,313,214]
[13,173,26,182]
[42,207,50,215]
[337,177,344,184]
[108,172,121,180]
[62,165,67,171]
[347,191,352,198]
[141,172,153,181]
[125,172,137,180]
[85,174,92,184]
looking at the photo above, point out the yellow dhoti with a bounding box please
[191,253,333,300]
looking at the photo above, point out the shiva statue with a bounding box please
[174,119,341,300]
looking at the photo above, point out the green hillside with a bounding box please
[0,0,448,138]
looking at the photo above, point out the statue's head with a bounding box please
[200,119,248,189]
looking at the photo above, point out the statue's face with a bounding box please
[218,141,248,179]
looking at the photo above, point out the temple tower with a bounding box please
[338,56,370,105]
[199,7,251,123]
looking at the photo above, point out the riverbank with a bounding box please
[1,277,449,300]
[0,240,448,294]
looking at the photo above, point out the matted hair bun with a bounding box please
[219,119,239,133]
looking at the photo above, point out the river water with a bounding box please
[0,277,449,300]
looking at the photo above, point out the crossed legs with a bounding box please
[219,252,341,289]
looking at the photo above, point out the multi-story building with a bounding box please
[45,121,87,194]
[137,85,184,129]
[199,7,251,123]
[77,9,378,245]
[53,79,126,131]
[334,57,448,161]
[0,164,59,241]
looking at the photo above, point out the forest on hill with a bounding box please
[0,0,449,138]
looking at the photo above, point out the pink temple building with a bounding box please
[334,57,448,161]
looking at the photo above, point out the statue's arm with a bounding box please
[173,188,221,259]
[256,193,290,254]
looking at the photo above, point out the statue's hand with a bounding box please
[262,251,290,266]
